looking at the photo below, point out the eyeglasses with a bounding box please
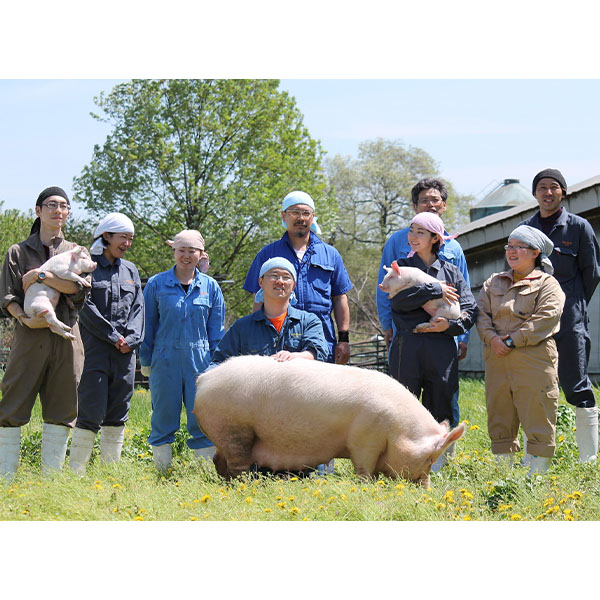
[42,201,70,211]
[504,245,532,252]
[265,274,294,283]
[286,209,314,219]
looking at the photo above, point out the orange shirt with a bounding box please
[268,312,287,333]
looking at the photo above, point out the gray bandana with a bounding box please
[508,225,554,274]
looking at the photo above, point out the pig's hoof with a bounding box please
[414,322,431,331]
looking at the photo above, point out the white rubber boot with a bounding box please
[575,406,598,463]
[153,444,172,471]
[528,455,551,476]
[41,423,70,474]
[194,446,216,461]
[495,453,514,467]
[100,425,125,463]
[521,430,532,467]
[0,426,21,481]
[69,427,97,475]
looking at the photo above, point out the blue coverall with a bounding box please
[243,232,353,363]
[139,267,225,449]
[377,227,471,426]
[77,254,145,432]
[521,208,600,408]
[210,304,329,367]
[389,255,477,425]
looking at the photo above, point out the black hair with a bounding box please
[411,178,448,206]
[30,186,70,235]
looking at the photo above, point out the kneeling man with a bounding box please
[210,257,328,366]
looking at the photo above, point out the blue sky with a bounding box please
[2,78,600,220]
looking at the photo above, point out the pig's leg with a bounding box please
[347,427,387,479]
[40,310,76,340]
[220,425,256,478]
[212,450,230,480]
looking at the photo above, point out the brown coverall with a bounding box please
[0,233,90,427]
[476,268,565,457]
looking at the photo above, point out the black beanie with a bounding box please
[36,186,70,207]
[532,169,567,195]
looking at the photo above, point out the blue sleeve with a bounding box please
[207,281,226,354]
[299,314,329,361]
[390,281,443,313]
[124,266,145,350]
[243,251,265,294]
[330,249,353,296]
[139,277,158,367]
[377,236,400,331]
[578,220,600,304]
[454,245,471,343]
[209,322,241,367]
[445,269,478,337]
[79,292,120,345]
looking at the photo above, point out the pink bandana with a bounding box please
[407,213,457,257]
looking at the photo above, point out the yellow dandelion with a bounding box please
[95,483,103,491]
[510,514,522,520]
[289,507,300,515]
[288,496,295,502]
[436,502,446,510]
[377,480,386,487]
[340,494,348,501]
[469,425,480,431]
[190,517,199,521]
[350,486,357,493]
[275,495,283,501]
[395,483,405,491]
[264,508,273,513]
[200,494,211,503]
[463,419,470,425]
[289,477,299,482]
[313,489,323,497]
[462,515,472,521]
[498,504,513,512]
[443,490,455,503]
[245,497,253,504]
[572,491,583,499]
[543,497,555,507]
[112,484,122,489]
[193,499,200,504]
[277,502,286,509]
[133,516,145,521]
[558,435,565,442]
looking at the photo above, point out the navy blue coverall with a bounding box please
[77,254,145,432]
[389,255,478,424]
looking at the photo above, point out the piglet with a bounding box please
[379,260,460,331]
[23,246,97,340]
[194,355,465,487]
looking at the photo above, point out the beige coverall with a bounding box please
[0,233,90,427]
[477,268,565,457]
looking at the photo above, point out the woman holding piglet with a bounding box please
[0,187,93,479]
[382,212,477,469]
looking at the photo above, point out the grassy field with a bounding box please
[1,377,599,521]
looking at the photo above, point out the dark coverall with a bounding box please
[389,255,478,424]
[521,208,600,408]
[77,253,145,432]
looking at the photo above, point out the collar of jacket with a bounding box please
[252,304,303,323]
[499,267,545,284]
[95,253,122,268]
[165,265,203,288]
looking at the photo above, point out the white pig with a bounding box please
[194,355,465,487]
[378,259,460,330]
[23,246,97,340]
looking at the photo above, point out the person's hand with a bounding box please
[457,342,468,361]
[490,335,512,358]
[115,336,131,353]
[272,350,294,362]
[20,313,50,329]
[384,328,393,350]
[414,316,449,334]
[141,365,151,377]
[440,282,459,305]
[334,341,350,364]
[22,269,42,292]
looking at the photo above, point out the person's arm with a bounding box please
[297,313,329,362]
[332,293,350,364]
[453,244,471,349]
[22,268,80,294]
[207,282,226,356]
[123,267,146,351]
[79,295,121,344]
[138,278,158,368]
[5,300,49,329]
[578,220,600,304]
[441,271,478,337]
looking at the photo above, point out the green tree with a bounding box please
[73,79,330,318]
[326,138,474,336]
[0,203,34,259]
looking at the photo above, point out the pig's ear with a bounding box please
[437,422,466,453]
[73,245,82,254]
[383,265,391,274]
[391,260,401,274]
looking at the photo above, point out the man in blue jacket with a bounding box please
[521,168,600,462]
[377,178,471,427]
[243,191,352,366]
[212,257,328,367]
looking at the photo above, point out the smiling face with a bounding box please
[534,177,564,218]
[259,267,296,302]
[103,232,134,263]
[173,246,203,271]
[505,237,540,276]
[281,203,314,239]
[407,223,440,258]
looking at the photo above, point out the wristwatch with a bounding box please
[37,271,47,283]
[503,337,515,348]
